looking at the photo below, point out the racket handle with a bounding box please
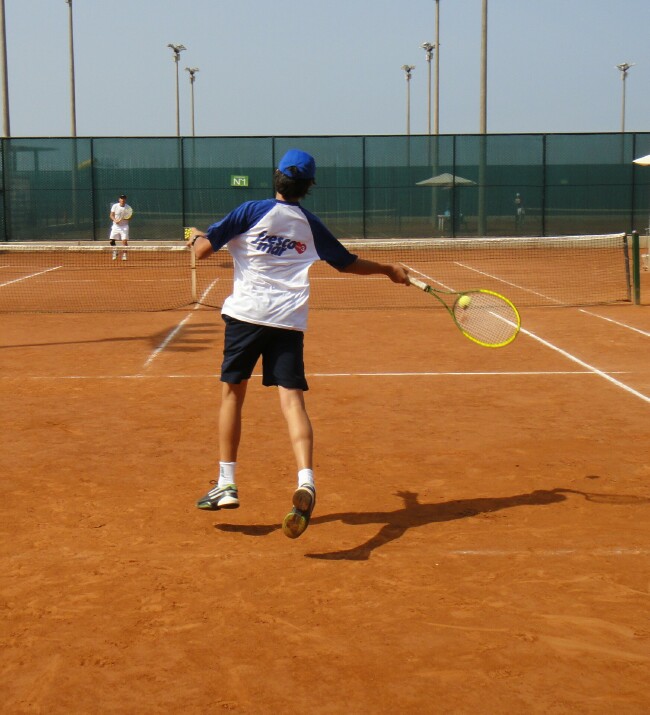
[408,275,429,291]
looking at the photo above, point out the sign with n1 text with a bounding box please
[230,175,249,187]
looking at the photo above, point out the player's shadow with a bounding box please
[216,488,570,561]
[0,324,217,352]
[147,324,216,354]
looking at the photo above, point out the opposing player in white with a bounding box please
[109,194,133,261]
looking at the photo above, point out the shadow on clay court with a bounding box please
[0,324,216,354]
[216,487,649,561]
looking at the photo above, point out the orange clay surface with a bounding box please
[1,301,650,714]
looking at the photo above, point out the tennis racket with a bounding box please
[554,488,650,505]
[408,274,521,348]
[122,206,133,220]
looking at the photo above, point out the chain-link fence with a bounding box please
[2,133,649,242]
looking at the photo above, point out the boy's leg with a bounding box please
[277,386,312,471]
[219,380,248,462]
[279,386,316,539]
[196,380,247,511]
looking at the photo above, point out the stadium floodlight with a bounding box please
[420,42,435,135]
[401,65,415,136]
[616,62,635,133]
[185,67,199,137]
[167,43,187,136]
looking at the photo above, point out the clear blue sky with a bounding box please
[4,0,650,137]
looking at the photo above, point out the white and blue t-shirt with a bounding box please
[206,199,357,331]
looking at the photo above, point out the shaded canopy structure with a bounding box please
[416,173,477,234]
[416,172,477,187]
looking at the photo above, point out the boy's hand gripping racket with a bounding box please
[408,275,521,348]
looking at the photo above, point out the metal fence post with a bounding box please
[631,230,640,305]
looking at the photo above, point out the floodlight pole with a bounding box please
[185,67,199,137]
[65,0,80,230]
[617,62,634,133]
[167,43,186,136]
[401,64,415,136]
[434,0,440,135]
[478,0,488,236]
[479,0,487,134]
[65,0,77,136]
[0,0,9,137]
[421,42,434,135]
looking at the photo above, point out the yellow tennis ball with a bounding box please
[458,295,472,309]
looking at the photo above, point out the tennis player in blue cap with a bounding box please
[187,149,409,539]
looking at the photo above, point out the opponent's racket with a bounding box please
[408,275,521,348]
[122,206,133,220]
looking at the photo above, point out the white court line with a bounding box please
[0,265,62,288]
[141,279,219,370]
[454,261,562,304]
[401,261,455,291]
[578,308,650,337]
[309,370,629,377]
[452,263,649,338]
[520,325,650,404]
[141,313,195,370]
[461,269,650,402]
[402,261,649,403]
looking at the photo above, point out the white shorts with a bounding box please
[109,224,129,242]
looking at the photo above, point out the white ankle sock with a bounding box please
[298,468,314,489]
[218,462,237,487]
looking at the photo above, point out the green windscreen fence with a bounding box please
[1,133,649,242]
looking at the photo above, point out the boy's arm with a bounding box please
[185,228,213,259]
[341,257,410,284]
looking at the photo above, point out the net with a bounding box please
[0,233,631,313]
[0,244,206,313]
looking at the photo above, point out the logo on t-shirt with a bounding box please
[251,231,306,256]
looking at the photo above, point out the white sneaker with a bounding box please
[196,482,240,510]
[112,251,117,260]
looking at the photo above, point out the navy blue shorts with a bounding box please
[220,315,308,391]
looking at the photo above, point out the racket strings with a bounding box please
[454,293,519,346]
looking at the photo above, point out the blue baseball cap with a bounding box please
[278,149,316,180]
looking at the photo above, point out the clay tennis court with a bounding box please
[1,266,649,713]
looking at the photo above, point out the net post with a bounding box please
[631,230,640,305]
[190,243,197,303]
